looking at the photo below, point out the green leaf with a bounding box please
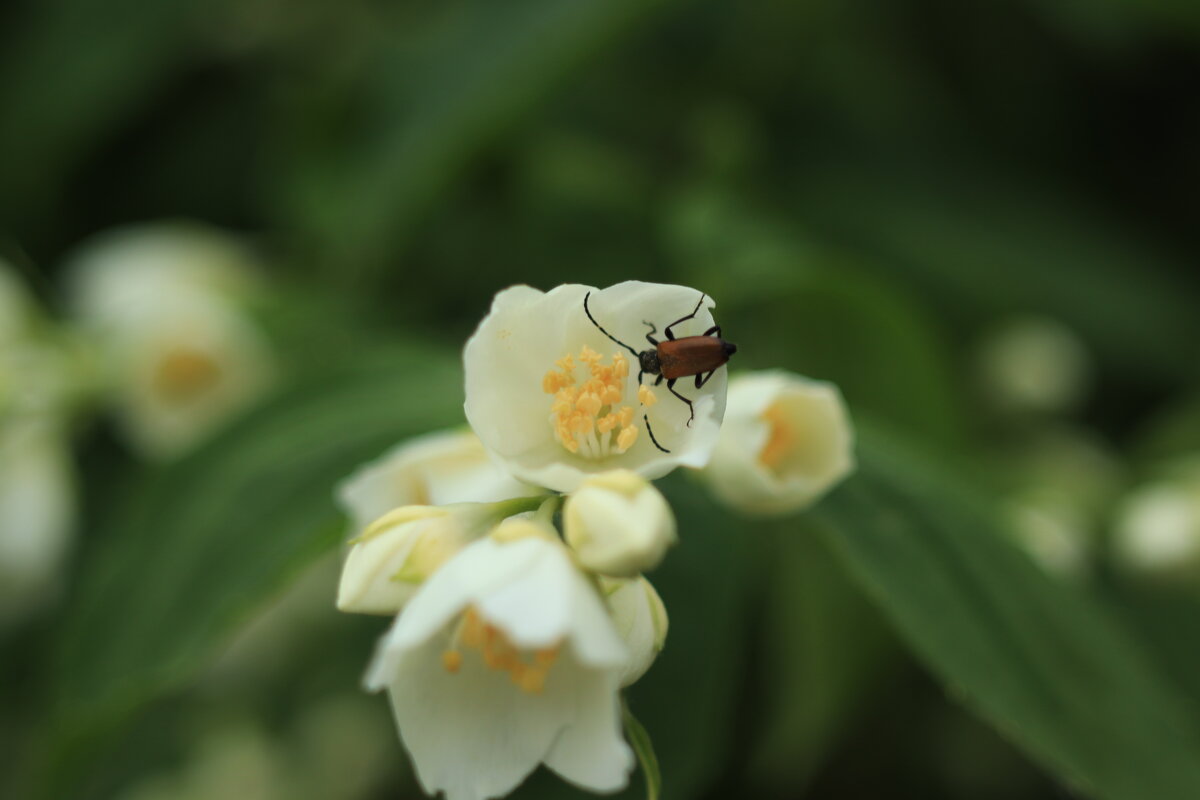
[748,524,900,792]
[44,344,463,796]
[816,425,1200,800]
[279,0,683,279]
[623,700,662,800]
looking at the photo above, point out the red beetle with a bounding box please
[584,291,737,453]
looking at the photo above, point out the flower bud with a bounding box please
[603,576,668,687]
[702,370,854,516]
[337,505,479,615]
[563,470,676,577]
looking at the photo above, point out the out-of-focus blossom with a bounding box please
[702,370,854,516]
[1113,458,1200,577]
[62,223,276,458]
[336,428,541,534]
[464,282,727,493]
[602,575,668,687]
[0,417,75,625]
[365,525,633,800]
[564,470,675,578]
[976,316,1091,416]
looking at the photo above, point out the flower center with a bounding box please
[441,607,560,694]
[542,346,640,459]
[152,347,223,404]
[758,404,798,473]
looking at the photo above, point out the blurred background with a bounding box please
[2,0,1200,798]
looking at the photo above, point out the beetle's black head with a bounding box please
[639,349,661,375]
[723,341,738,358]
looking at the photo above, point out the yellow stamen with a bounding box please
[446,607,562,694]
[638,385,658,407]
[541,347,646,458]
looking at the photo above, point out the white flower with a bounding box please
[0,417,75,625]
[564,470,675,577]
[702,370,854,516]
[1112,460,1200,576]
[603,576,668,687]
[338,502,528,615]
[336,428,542,534]
[365,526,633,800]
[62,224,274,459]
[464,282,728,493]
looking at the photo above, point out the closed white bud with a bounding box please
[603,576,668,687]
[337,505,481,615]
[564,470,676,577]
[703,370,854,516]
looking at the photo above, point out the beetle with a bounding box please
[584,291,737,453]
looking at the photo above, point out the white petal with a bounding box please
[542,664,633,792]
[384,635,574,800]
[336,429,539,532]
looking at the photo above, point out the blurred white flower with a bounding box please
[336,428,542,534]
[564,470,675,577]
[62,225,276,459]
[702,370,854,516]
[365,527,633,800]
[976,316,1091,416]
[0,416,75,625]
[1113,460,1200,576]
[103,294,275,458]
[464,282,727,493]
[603,575,668,687]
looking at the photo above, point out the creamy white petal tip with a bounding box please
[702,370,854,516]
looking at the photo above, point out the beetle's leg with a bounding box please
[663,293,707,341]
[666,378,695,426]
[703,325,721,337]
[642,321,659,346]
[654,373,665,386]
[694,370,715,389]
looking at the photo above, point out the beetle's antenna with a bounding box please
[583,292,640,359]
[644,414,670,453]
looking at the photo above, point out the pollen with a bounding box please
[543,347,640,459]
[443,607,561,694]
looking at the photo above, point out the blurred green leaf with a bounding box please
[748,526,900,792]
[0,0,200,226]
[793,158,1200,383]
[45,343,462,797]
[817,425,1200,800]
[279,0,683,279]
[623,701,662,800]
